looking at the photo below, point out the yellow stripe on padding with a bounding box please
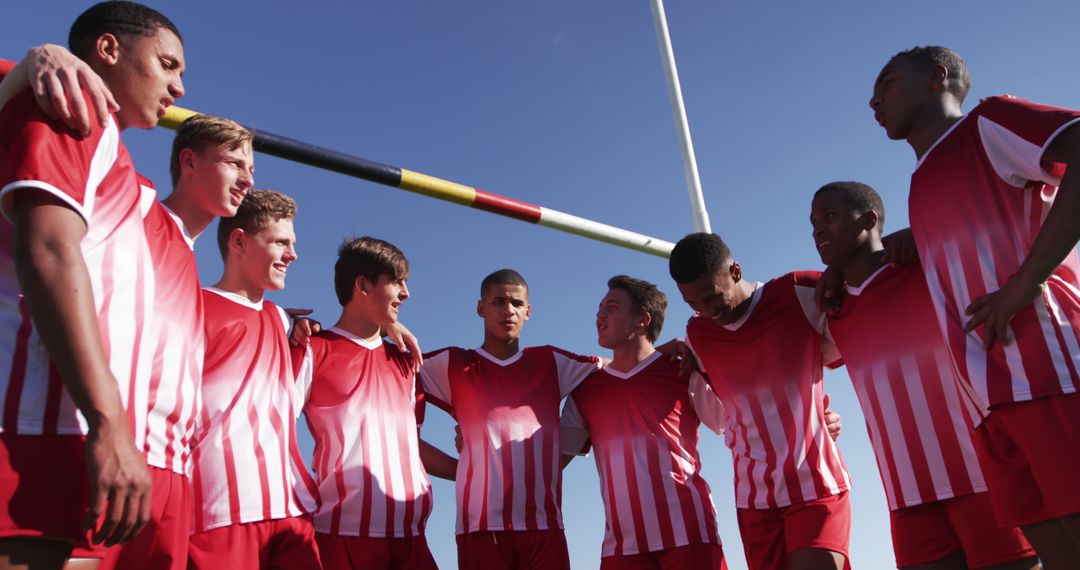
[398,169,476,206]
[157,106,200,130]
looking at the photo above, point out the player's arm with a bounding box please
[13,192,151,545]
[965,124,1080,348]
[559,396,589,470]
[0,44,117,136]
[419,436,457,480]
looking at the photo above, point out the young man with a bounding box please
[0,2,184,567]
[870,46,1080,564]
[669,234,851,570]
[186,188,322,569]
[418,269,602,570]
[811,181,1037,570]
[559,275,728,570]
[296,237,451,570]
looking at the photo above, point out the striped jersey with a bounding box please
[137,194,203,476]
[297,328,432,537]
[0,89,154,438]
[560,352,723,557]
[419,345,601,534]
[828,263,986,510]
[909,96,1080,412]
[190,288,319,533]
[686,271,851,510]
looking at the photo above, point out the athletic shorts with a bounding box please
[890,492,1035,568]
[315,532,436,570]
[99,466,190,570]
[0,434,103,558]
[973,392,1080,527]
[189,516,321,570]
[599,542,727,570]
[456,529,569,570]
[735,491,850,570]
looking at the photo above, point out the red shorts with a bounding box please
[189,516,321,570]
[736,492,850,570]
[99,466,190,570]
[457,529,569,570]
[315,532,436,570]
[599,542,727,570]
[890,492,1035,568]
[973,392,1080,527]
[0,434,103,558]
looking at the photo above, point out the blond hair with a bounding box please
[170,114,253,185]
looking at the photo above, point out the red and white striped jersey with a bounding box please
[560,352,723,557]
[909,96,1080,411]
[136,195,203,476]
[190,288,320,533]
[0,90,154,437]
[297,327,432,538]
[828,263,986,510]
[419,345,601,534]
[686,271,850,510]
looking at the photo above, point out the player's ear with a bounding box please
[729,261,742,283]
[95,33,121,66]
[227,228,246,256]
[523,303,531,321]
[179,147,197,175]
[639,310,652,332]
[355,275,369,296]
[862,210,880,233]
[929,63,949,93]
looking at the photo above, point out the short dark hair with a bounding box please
[891,45,971,103]
[217,190,296,260]
[814,181,886,231]
[480,269,529,299]
[607,275,667,343]
[668,233,733,284]
[69,1,182,60]
[334,237,409,306]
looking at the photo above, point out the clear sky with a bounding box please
[4,1,1080,568]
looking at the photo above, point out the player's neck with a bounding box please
[908,103,964,159]
[162,191,214,239]
[210,272,265,303]
[838,244,886,288]
[718,279,757,326]
[334,312,382,342]
[609,337,655,373]
[481,336,521,360]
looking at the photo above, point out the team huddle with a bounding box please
[1,2,1080,570]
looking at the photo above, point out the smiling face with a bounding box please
[180,141,255,218]
[234,217,296,292]
[676,264,744,323]
[810,189,877,268]
[358,273,410,325]
[869,56,932,141]
[102,27,186,130]
[477,284,531,343]
[596,288,647,349]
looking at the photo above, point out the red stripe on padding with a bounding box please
[472,189,542,223]
[0,59,15,79]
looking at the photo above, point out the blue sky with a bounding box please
[4,1,1080,568]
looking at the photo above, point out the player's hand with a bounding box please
[814,265,845,315]
[384,321,423,372]
[657,338,699,379]
[964,277,1044,349]
[84,413,152,546]
[286,309,321,347]
[454,425,463,453]
[823,393,842,441]
[25,44,118,136]
[881,227,919,265]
